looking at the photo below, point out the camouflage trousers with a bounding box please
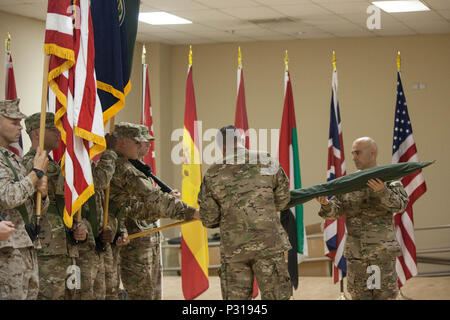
[347,253,399,300]
[219,252,292,300]
[120,235,162,300]
[71,248,104,300]
[110,245,122,300]
[104,243,120,300]
[37,254,71,300]
[0,247,39,300]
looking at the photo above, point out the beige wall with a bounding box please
[1,11,449,273]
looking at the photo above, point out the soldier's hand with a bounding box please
[316,196,329,205]
[367,178,385,192]
[193,209,201,221]
[73,223,87,241]
[36,176,48,198]
[99,226,113,244]
[33,147,49,173]
[0,221,15,241]
[116,233,130,247]
[105,133,117,150]
[170,189,181,199]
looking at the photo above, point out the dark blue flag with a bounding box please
[90,0,139,125]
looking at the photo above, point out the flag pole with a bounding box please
[36,52,51,226]
[332,49,346,300]
[128,220,192,240]
[102,116,115,231]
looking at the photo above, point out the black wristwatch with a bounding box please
[32,168,44,179]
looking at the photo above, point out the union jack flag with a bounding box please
[323,64,347,283]
[392,70,426,287]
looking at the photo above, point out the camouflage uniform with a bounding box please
[318,180,409,300]
[74,149,118,300]
[198,146,292,300]
[120,125,163,300]
[23,112,74,300]
[0,99,48,300]
[109,123,197,300]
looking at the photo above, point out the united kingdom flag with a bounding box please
[323,59,347,283]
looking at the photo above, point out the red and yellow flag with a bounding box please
[181,46,209,300]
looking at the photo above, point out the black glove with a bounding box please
[25,223,40,242]
[94,236,107,252]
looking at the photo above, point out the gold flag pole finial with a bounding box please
[5,32,11,52]
[142,45,147,65]
[332,50,337,71]
[189,45,193,66]
[285,50,289,71]
[397,51,401,71]
[238,46,242,68]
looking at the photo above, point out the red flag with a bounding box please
[45,0,105,228]
[235,47,250,149]
[181,48,209,300]
[234,47,258,298]
[5,41,23,157]
[141,62,156,173]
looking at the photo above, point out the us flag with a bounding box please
[323,55,347,283]
[392,68,426,287]
[45,0,105,228]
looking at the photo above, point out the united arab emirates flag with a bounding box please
[279,67,308,289]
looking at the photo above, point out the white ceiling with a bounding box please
[1,0,449,44]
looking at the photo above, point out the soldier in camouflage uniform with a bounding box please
[108,124,200,298]
[73,135,118,300]
[0,99,49,300]
[198,125,292,300]
[317,137,409,300]
[120,125,171,300]
[23,112,88,300]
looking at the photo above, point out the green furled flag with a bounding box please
[286,161,434,209]
[278,52,307,289]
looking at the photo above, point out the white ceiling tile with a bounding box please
[319,2,371,14]
[403,20,450,33]
[193,0,260,9]
[168,9,237,22]
[389,10,444,22]
[438,10,450,19]
[422,0,450,10]
[219,6,285,20]
[312,0,370,3]
[141,0,208,11]
[271,4,332,17]
[0,4,46,21]
[250,34,296,41]
[254,0,313,5]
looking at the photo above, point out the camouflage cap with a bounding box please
[138,124,155,141]
[25,112,56,134]
[114,122,146,142]
[0,99,26,119]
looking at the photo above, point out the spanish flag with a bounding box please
[181,46,209,300]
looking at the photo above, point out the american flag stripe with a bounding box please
[45,0,104,228]
[392,70,426,287]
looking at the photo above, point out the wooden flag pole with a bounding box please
[36,53,51,224]
[127,220,191,240]
[102,116,115,230]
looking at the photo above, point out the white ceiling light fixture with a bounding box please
[139,12,192,25]
[372,1,430,13]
